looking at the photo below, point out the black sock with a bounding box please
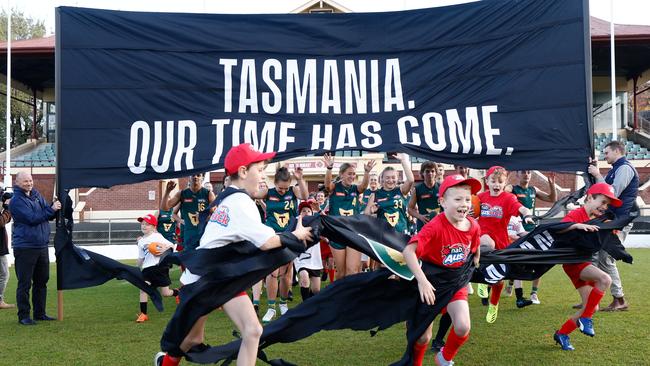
[434,313,452,342]
[172,289,179,297]
[515,288,524,300]
[140,302,147,314]
[300,287,311,302]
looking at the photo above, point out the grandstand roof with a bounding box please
[1,17,650,92]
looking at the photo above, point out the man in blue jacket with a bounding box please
[589,140,638,311]
[9,172,60,325]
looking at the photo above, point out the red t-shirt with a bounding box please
[478,191,522,249]
[408,213,480,268]
[561,207,590,224]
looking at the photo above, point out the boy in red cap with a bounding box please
[553,182,620,351]
[476,166,534,323]
[135,213,178,323]
[402,174,482,366]
[155,143,313,366]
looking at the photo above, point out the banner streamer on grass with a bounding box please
[158,214,632,365]
[57,0,593,189]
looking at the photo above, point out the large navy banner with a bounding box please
[57,0,592,189]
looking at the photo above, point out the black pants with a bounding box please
[14,247,49,320]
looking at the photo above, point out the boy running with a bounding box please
[553,182,619,351]
[155,143,312,366]
[135,214,178,323]
[403,174,482,366]
[477,166,534,323]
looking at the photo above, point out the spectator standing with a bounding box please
[0,188,14,309]
[9,172,61,325]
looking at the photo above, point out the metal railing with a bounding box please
[49,218,142,247]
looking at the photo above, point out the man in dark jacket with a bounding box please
[9,172,60,325]
[0,188,13,309]
[589,140,638,311]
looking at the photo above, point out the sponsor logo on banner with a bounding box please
[361,234,420,280]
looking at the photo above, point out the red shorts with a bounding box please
[562,262,595,289]
[441,287,469,315]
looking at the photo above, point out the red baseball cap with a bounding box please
[224,143,276,175]
[587,183,622,207]
[299,199,317,212]
[137,213,158,226]
[439,174,482,198]
[486,166,506,178]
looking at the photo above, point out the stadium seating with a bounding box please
[10,143,56,167]
[594,134,650,160]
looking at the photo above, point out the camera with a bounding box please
[0,188,13,210]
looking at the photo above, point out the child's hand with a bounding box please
[417,279,436,305]
[524,215,535,225]
[292,216,313,243]
[473,255,480,268]
[574,223,599,232]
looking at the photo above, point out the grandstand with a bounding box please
[9,142,56,167]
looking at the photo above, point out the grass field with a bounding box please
[0,249,648,366]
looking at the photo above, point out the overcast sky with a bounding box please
[8,0,650,36]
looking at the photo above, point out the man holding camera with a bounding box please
[9,172,60,325]
[0,185,14,309]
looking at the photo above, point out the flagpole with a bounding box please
[609,0,617,141]
[55,8,64,321]
[4,1,11,189]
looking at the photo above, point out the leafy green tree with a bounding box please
[0,9,46,152]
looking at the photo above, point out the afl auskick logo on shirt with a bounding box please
[210,206,230,226]
[441,243,469,266]
[480,203,503,219]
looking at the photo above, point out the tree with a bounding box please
[0,9,47,152]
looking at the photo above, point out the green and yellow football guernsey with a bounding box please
[157,208,176,243]
[265,187,298,233]
[415,182,440,231]
[328,182,360,249]
[375,187,409,234]
[180,187,210,250]
[512,185,536,231]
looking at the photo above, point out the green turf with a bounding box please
[0,250,647,365]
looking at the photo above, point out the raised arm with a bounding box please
[535,172,557,202]
[357,160,377,193]
[292,167,309,200]
[161,181,182,211]
[397,153,415,196]
[322,153,336,192]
